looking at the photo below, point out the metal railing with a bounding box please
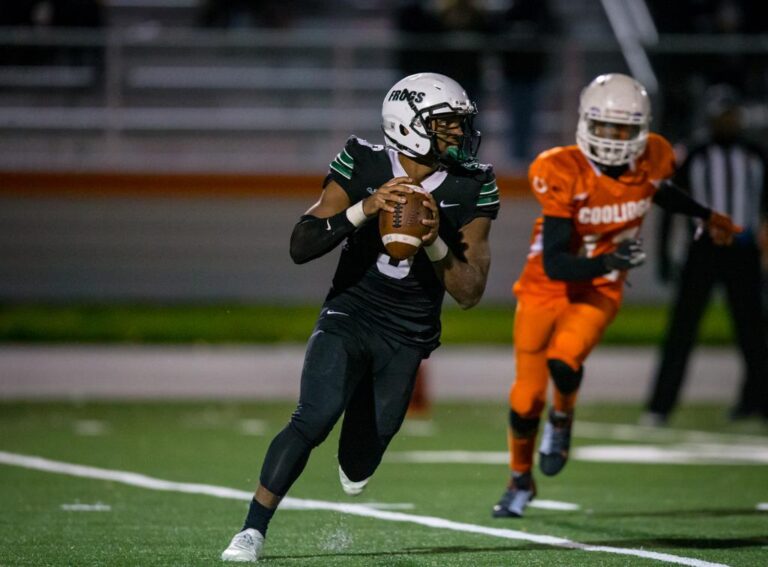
[1,27,767,173]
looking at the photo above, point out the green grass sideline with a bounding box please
[0,302,734,345]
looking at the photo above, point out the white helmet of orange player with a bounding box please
[576,73,651,166]
[381,72,480,167]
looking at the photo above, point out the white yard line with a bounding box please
[356,502,415,510]
[73,420,109,436]
[529,500,580,511]
[61,502,111,511]
[0,451,726,567]
[575,444,768,465]
[238,419,267,436]
[576,421,768,446]
[388,443,768,466]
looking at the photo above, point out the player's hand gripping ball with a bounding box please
[379,184,433,260]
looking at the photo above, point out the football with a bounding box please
[378,185,433,260]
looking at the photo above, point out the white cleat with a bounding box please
[339,465,370,496]
[221,528,264,562]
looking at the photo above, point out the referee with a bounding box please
[644,86,768,424]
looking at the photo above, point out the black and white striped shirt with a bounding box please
[679,140,768,238]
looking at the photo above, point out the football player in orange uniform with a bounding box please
[492,73,741,518]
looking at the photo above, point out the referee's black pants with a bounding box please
[259,309,425,497]
[647,238,768,417]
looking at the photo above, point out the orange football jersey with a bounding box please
[514,133,676,305]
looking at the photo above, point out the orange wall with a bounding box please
[0,171,530,198]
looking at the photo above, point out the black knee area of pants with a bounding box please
[290,403,339,449]
[548,358,583,395]
[259,423,314,497]
[509,410,540,437]
[259,399,344,496]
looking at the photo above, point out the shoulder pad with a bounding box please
[345,135,385,156]
[643,133,676,178]
[530,148,575,184]
[330,136,387,183]
[451,161,495,183]
[533,146,581,173]
[646,133,673,155]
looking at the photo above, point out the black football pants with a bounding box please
[259,310,424,496]
[647,240,768,416]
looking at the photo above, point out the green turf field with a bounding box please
[0,302,736,345]
[1,402,766,566]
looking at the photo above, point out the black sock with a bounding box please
[242,498,276,537]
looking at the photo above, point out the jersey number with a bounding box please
[376,254,413,279]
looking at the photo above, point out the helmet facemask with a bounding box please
[577,116,648,166]
[414,101,481,168]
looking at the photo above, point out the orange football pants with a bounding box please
[509,290,619,419]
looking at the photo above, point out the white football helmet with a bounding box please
[381,72,480,167]
[576,73,651,166]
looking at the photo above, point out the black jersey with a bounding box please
[324,136,499,352]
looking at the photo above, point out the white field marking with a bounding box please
[358,502,415,510]
[400,420,437,437]
[0,451,727,567]
[239,419,267,436]
[576,421,768,446]
[61,502,111,512]
[574,444,768,465]
[757,503,768,511]
[73,420,109,436]
[388,441,768,466]
[529,500,581,511]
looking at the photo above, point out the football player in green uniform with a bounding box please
[222,72,499,562]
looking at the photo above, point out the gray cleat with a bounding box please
[539,409,573,476]
[492,472,536,518]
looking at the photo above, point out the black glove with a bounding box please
[603,238,646,272]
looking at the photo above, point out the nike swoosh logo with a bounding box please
[440,200,460,208]
[326,309,349,316]
[366,187,376,194]
[325,219,332,231]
